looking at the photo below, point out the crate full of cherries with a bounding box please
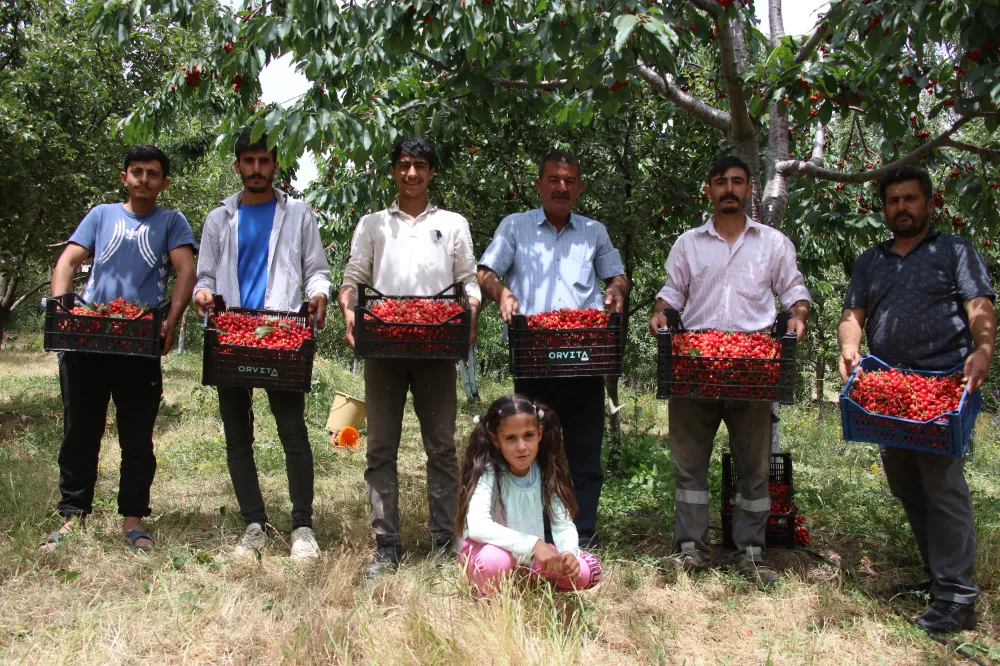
[721,452,809,549]
[353,283,471,360]
[202,296,317,392]
[840,355,980,458]
[656,309,796,403]
[508,308,623,379]
[44,293,168,357]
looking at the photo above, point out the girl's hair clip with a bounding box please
[535,406,544,419]
[472,414,481,425]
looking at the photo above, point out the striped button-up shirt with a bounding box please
[341,201,481,301]
[478,208,625,315]
[657,216,811,331]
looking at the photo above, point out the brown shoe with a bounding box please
[669,543,710,574]
[733,548,778,589]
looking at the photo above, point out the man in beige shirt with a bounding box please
[339,137,481,578]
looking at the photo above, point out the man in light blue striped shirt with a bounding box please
[478,150,628,547]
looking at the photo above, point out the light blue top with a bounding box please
[69,203,194,306]
[478,208,625,315]
[237,199,277,310]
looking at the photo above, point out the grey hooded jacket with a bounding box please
[195,187,332,311]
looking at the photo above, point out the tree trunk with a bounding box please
[0,270,19,351]
[814,354,825,403]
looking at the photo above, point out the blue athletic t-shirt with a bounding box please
[237,199,276,309]
[69,203,195,306]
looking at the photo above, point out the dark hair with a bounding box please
[123,144,171,177]
[878,166,933,204]
[705,155,750,185]
[538,149,581,179]
[391,136,438,169]
[455,394,577,536]
[707,154,751,183]
[234,130,278,161]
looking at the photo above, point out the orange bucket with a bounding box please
[331,426,361,448]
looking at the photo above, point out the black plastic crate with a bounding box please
[354,283,471,360]
[721,452,796,549]
[44,292,167,358]
[656,310,796,403]
[202,297,317,392]
[508,312,623,379]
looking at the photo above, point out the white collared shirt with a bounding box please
[342,201,482,301]
[656,215,811,331]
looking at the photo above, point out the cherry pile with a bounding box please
[795,515,810,547]
[364,298,465,340]
[850,369,963,422]
[213,311,311,351]
[525,308,610,330]
[672,330,780,358]
[668,330,783,400]
[68,297,153,320]
[58,297,155,336]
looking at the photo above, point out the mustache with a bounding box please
[894,213,913,222]
[720,194,740,202]
[245,173,268,180]
[551,192,571,200]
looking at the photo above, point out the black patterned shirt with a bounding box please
[844,231,994,370]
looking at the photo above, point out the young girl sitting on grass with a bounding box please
[456,394,601,595]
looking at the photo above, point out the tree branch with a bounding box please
[687,0,722,17]
[942,139,1000,159]
[714,12,754,142]
[411,49,453,73]
[794,18,830,63]
[776,115,975,182]
[10,279,53,312]
[635,61,731,131]
[492,78,567,90]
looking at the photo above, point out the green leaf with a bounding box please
[613,14,639,52]
[254,326,276,337]
[55,569,81,584]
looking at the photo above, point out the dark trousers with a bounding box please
[881,445,979,604]
[667,398,773,553]
[57,352,162,517]
[513,377,605,543]
[217,387,314,529]
[364,358,459,543]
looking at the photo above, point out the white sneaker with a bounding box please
[233,523,268,557]
[290,526,321,560]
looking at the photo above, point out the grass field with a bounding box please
[1,337,999,665]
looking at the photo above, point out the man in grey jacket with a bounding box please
[194,131,332,560]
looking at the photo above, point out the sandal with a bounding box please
[37,531,63,552]
[124,529,155,552]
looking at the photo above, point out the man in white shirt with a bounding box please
[648,155,810,588]
[338,137,482,578]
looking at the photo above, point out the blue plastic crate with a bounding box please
[839,356,981,458]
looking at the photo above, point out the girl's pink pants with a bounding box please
[459,539,602,595]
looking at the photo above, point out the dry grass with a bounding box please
[1,341,998,665]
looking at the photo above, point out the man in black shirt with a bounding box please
[838,166,996,634]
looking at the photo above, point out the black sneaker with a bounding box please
[889,579,932,597]
[915,600,977,634]
[364,537,402,580]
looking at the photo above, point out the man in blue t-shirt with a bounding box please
[194,130,331,561]
[39,144,196,554]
